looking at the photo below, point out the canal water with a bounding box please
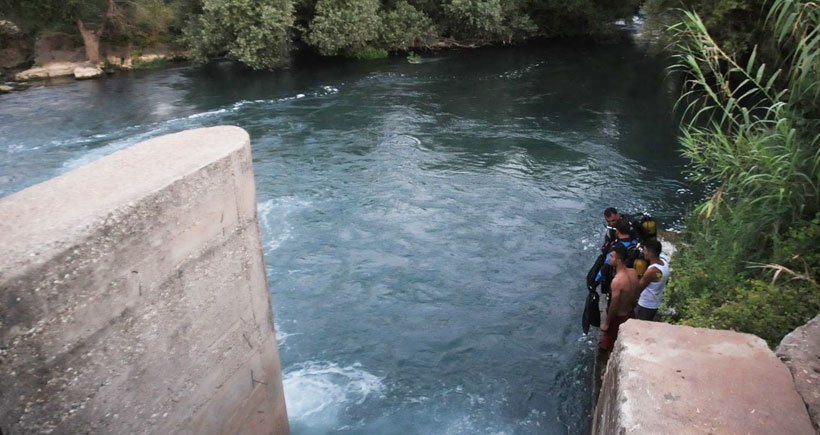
[0,40,693,434]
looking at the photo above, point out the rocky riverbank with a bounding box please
[1,25,185,94]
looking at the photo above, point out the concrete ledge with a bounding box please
[593,320,814,434]
[777,314,820,432]
[0,126,289,434]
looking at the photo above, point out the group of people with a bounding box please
[586,207,670,351]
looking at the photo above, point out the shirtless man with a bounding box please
[600,243,640,351]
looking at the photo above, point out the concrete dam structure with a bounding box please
[0,126,289,434]
[2,125,818,434]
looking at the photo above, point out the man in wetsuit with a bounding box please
[600,243,640,351]
[601,207,623,254]
[593,217,636,295]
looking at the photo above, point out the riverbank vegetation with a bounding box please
[0,0,644,71]
[662,0,820,346]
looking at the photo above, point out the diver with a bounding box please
[589,218,637,296]
[601,207,626,253]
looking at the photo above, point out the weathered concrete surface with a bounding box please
[0,126,289,434]
[592,321,815,435]
[777,314,820,433]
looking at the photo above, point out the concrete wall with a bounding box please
[776,314,820,432]
[0,126,289,434]
[592,320,815,434]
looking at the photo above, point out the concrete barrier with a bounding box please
[592,320,814,434]
[0,126,289,434]
[777,314,820,432]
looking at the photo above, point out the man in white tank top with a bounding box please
[635,240,670,321]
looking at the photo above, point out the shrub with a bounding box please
[305,0,381,56]
[379,0,434,50]
[442,0,504,40]
[184,0,294,70]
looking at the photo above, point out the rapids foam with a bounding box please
[283,361,385,432]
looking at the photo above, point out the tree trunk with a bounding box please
[76,20,102,64]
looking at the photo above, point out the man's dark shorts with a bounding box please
[635,305,658,321]
[600,312,635,351]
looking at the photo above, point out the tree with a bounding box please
[304,0,381,56]
[1,0,120,63]
[1,0,189,64]
[185,0,294,70]
[379,0,435,50]
[499,1,537,43]
[442,0,504,40]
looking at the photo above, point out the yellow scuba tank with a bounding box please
[633,257,648,277]
[631,242,648,277]
[641,218,656,240]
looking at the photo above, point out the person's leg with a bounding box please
[600,327,617,351]
[634,305,658,321]
[599,314,634,350]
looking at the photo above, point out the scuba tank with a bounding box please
[632,256,648,277]
[640,218,657,242]
[629,213,657,243]
[626,243,648,277]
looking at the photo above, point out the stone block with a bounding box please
[777,314,820,433]
[593,320,815,434]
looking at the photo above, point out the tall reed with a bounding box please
[664,0,820,345]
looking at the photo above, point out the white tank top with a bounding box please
[638,260,670,309]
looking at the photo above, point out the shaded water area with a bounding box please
[0,41,693,433]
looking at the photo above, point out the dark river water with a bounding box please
[0,40,693,434]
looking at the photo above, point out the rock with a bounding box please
[0,19,21,34]
[0,20,29,70]
[0,85,13,94]
[106,54,133,69]
[13,62,103,81]
[14,62,78,81]
[74,65,103,80]
[776,314,820,433]
[593,321,815,434]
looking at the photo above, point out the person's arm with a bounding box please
[602,282,621,331]
[637,267,661,292]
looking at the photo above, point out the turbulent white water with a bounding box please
[0,41,694,434]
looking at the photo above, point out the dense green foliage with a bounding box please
[664,0,820,346]
[305,0,381,56]
[184,0,294,69]
[642,0,768,57]
[0,0,189,43]
[442,0,504,40]
[1,0,640,69]
[378,1,434,50]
